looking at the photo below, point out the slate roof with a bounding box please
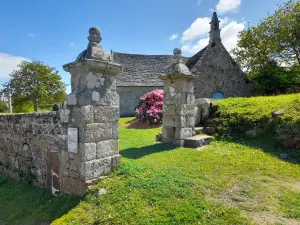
[113,52,188,87]
[186,46,208,70]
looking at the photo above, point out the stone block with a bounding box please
[80,157,112,180]
[175,127,193,140]
[186,116,195,127]
[187,93,195,104]
[97,140,119,158]
[59,109,70,123]
[80,105,94,124]
[60,176,88,196]
[77,90,93,106]
[175,116,185,128]
[111,154,121,169]
[163,104,175,116]
[92,91,100,102]
[80,143,97,161]
[184,135,212,148]
[83,123,112,143]
[94,106,119,123]
[95,91,119,106]
[112,122,119,139]
[67,94,77,105]
[162,126,175,141]
[163,115,176,127]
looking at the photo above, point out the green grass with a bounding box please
[0,175,80,225]
[1,117,300,224]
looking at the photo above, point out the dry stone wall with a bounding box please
[0,112,67,194]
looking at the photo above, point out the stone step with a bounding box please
[195,127,204,135]
[184,135,212,148]
[203,126,217,135]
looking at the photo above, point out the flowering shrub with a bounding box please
[135,89,164,124]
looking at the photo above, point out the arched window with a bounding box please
[212,91,224,100]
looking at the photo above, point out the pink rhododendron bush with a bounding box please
[135,89,164,124]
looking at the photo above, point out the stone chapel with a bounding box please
[114,11,251,116]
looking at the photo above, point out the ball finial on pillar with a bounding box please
[88,27,102,44]
[173,48,182,56]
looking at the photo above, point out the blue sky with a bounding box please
[0,0,285,93]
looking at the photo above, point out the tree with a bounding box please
[3,61,66,112]
[249,60,299,95]
[232,0,300,71]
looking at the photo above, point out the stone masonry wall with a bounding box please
[192,42,251,99]
[117,86,163,117]
[0,112,67,193]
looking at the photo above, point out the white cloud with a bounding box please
[69,41,75,47]
[181,17,229,42]
[181,20,245,55]
[169,34,178,41]
[216,0,241,14]
[221,21,245,51]
[0,53,30,81]
[181,17,211,42]
[28,33,36,37]
[182,38,209,55]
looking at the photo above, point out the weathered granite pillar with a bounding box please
[160,48,197,146]
[60,27,122,195]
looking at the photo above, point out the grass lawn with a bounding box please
[0,117,300,225]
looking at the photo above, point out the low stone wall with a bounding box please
[0,112,67,193]
[194,98,211,126]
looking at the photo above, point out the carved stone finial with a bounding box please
[74,26,111,62]
[173,48,183,64]
[163,48,192,76]
[173,48,182,56]
[88,27,102,45]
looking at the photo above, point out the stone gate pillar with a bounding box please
[61,27,122,195]
[160,48,197,146]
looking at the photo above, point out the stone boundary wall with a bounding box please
[0,112,67,193]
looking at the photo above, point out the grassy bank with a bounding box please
[213,93,300,149]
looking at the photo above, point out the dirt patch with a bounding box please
[121,119,162,129]
[247,211,300,225]
[219,181,300,225]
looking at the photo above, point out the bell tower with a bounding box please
[209,11,221,44]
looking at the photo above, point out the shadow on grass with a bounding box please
[225,135,300,164]
[0,175,81,225]
[121,143,177,159]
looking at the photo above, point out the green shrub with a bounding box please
[0,101,8,113]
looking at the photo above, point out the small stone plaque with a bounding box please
[68,127,78,153]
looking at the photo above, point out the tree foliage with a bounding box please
[3,61,66,112]
[232,0,300,71]
[249,61,300,95]
[232,0,300,95]
[0,101,8,113]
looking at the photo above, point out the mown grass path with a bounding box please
[0,117,300,224]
